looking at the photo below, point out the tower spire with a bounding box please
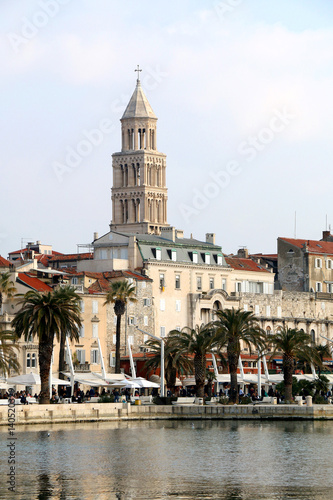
[134,64,142,82]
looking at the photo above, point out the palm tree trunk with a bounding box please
[228,353,239,403]
[194,354,206,398]
[115,314,121,373]
[58,330,66,381]
[283,356,294,403]
[39,334,54,404]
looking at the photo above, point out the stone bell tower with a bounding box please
[110,67,169,235]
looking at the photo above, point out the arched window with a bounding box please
[31,353,36,368]
[311,329,316,343]
[266,326,272,335]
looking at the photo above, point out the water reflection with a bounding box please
[0,420,332,499]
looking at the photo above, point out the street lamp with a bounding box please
[136,327,165,397]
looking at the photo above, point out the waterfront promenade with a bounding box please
[1,401,333,425]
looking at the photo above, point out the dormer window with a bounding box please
[190,251,198,263]
[152,247,162,260]
[217,254,223,265]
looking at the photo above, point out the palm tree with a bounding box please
[314,344,331,377]
[0,271,16,310]
[167,324,218,398]
[144,337,193,391]
[104,280,136,373]
[269,327,321,403]
[0,330,20,376]
[214,308,267,403]
[11,286,82,404]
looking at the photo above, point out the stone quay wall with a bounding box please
[1,402,333,426]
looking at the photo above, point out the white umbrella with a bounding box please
[6,373,71,386]
[110,380,141,389]
[131,377,160,388]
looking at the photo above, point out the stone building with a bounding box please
[278,233,333,293]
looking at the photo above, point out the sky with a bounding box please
[1,0,333,258]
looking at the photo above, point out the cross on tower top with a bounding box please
[135,64,142,82]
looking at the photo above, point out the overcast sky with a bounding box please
[1,0,333,258]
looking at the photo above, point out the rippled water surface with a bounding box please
[1,419,333,499]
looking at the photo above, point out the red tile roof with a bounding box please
[279,237,333,255]
[225,256,270,273]
[0,255,10,267]
[49,253,93,262]
[251,253,278,260]
[17,273,53,292]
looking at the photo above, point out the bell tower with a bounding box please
[110,67,169,235]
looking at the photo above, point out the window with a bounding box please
[171,249,177,261]
[100,249,107,259]
[196,276,202,290]
[326,259,333,269]
[315,258,322,269]
[144,316,148,326]
[205,253,211,264]
[159,273,165,289]
[26,353,31,368]
[72,277,78,285]
[110,352,116,367]
[113,334,116,345]
[316,282,322,292]
[79,325,85,338]
[266,306,271,317]
[128,316,136,325]
[277,306,282,318]
[236,282,242,293]
[222,278,226,291]
[266,326,272,335]
[76,349,85,364]
[90,349,100,364]
[160,326,166,338]
[175,326,181,331]
[92,300,98,314]
[80,300,85,312]
[176,300,181,312]
[160,299,165,311]
[113,316,117,326]
[311,329,316,343]
[156,248,162,260]
[243,304,248,312]
[128,336,134,345]
[92,323,99,338]
[327,283,333,293]
[255,305,260,315]
[217,254,223,265]
[143,298,151,306]
[192,251,198,264]
[175,274,180,289]
[209,277,214,290]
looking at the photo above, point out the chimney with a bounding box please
[237,248,249,259]
[206,233,215,245]
[322,230,331,241]
[160,226,176,242]
[93,232,99,241]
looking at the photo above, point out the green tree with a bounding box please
[0,330,20,376]
[167,324,218,398]
[11,287,82,404]
[0,271,16,310]
[269,327,320,403]
[104,280,136,373]
[314,344,331,377]
[144,337,193,391]
[214,308,266,403]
